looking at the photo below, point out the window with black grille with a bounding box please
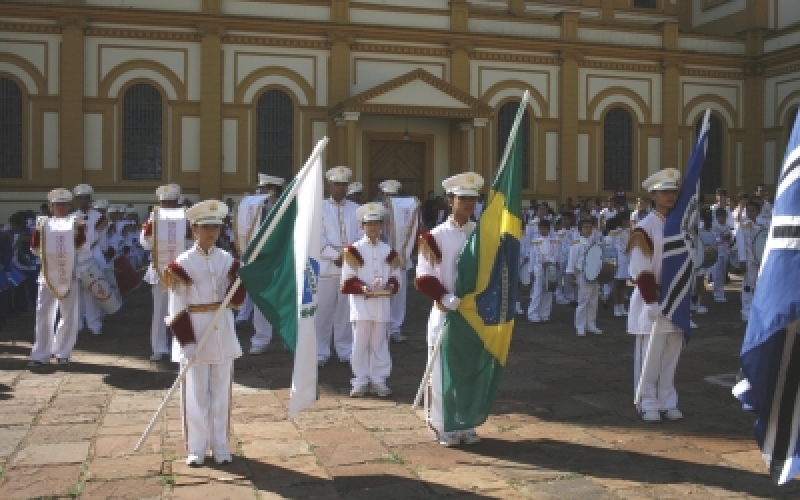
[603,107,633,191]
[633,0,658,8]
[0,78,23,179]
[122,83,162,180]
[256,89,293,180]
[497,101,530,188]
[696,114,723,195]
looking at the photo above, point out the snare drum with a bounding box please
[752,228,769,265]
[543,262,559,292]
[79,262,122,315]
[583,244,617,282]
[695,231,719,269]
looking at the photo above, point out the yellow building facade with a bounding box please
[1,0,800,217]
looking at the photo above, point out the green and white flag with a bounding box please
[238,139,326,417]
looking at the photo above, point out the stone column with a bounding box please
[559,51,579,203]
[329,33,351,107]
[59,17,85,188]
[199,25,223,199]
[661,58,681,169]
[343,112,359,170]
[743,30,765,189]
[450,43,470,94]
[473,118,488,181]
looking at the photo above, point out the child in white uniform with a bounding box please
[566,219,603,336]
[605,215,631,317]
[527,219,559,322]
[710,207,733,302]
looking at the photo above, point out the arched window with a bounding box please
[787,105,799,144]
[122,83,162,180]
[256,89,293,180]
[497,101,530,188]
[0,77,23,179]
[696,114,723,196]
[603,107,633,191]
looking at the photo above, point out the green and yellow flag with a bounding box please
[441,94,527,431]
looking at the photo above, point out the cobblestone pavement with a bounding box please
[1,275,799,499]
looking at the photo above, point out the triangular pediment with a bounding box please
[332,69,492,119]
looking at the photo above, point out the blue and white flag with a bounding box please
[734,112,800,485]
[659,109,709,338]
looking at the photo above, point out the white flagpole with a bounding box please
[134,137,329,452]
[411,93,530,410]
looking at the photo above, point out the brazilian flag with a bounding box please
[441,96,526,431]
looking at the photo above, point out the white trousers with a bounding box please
[181,360,233,455]
[315,277,352,362]
[528,269,554,320]
[556,260,574,301]
[634,332,683,412]
[575,276,600,331]
[389,272,408,334]
[80,285,105,333]
[251,308,273,349]
[31,281,81,362]
[741,264,758,316]
[235,294,253,322]
[350,320,391,388]
[150,283,170,355]
[425,308,446,435]
[712,255,728,298]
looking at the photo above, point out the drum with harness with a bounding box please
[694,230,718,269]
[583,243,617,283]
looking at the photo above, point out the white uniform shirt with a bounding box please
[736,218,769,266]
[320,197,361,278]
[711,220,733,258]
[710,203,734,229]
[166,244,243,364]
[416,217,475,298]
[529,234,560,273]
[31,216,93,280]
[341,236,402,322]
[566,236,593,277]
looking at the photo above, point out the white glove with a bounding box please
[441,294,462,311]
[182,343,197,362]
[646,302,662,321]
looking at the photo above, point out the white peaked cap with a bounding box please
[73,184,94,196]
[186,199,228,225]
[156,184,181,201]
[642,168,681,192]
[48,188,73,203]
[326,166,352,183]
[442,172,484,197]
[347,182,363,196]
[107,205,124,214]
[379,179,402,194]
[258,173,286,187]
[92,199,109,210]
[355,202,387,222]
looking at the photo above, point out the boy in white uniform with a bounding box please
[566,219,603,336]
[164,200,245,466]
[29,189,92,366]
[737,200,769,322]
[710,207,733,302]
[527,219,559,322]
[628,168,685,423]
[555,212,577,305]
[340,203,402,397]
[605,215,631,317]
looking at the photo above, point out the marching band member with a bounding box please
[566,218,603,336]
[737,200,769,323]
[379,179,419,343]
[628,168,685,423]
[555,212,577,305]
[605,215,631,317]
[527,219,559,323]
[29,189,92,366]
[710,188,734,229]
[341,202,402,397]
[346,181,364,205]
[317,166,361,366]
[415,172,484,447]
[631,196,651,225]
[711,207,733,303]
[164,199,245,466]
[141,184,189,361]
[72,184,108,336]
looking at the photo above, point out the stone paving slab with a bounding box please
[3,278,800,498]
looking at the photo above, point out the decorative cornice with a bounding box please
[581,60,661,73]
[222,35,329,49]
[350,43,450,57]
[0,22,61,34]
[471,52,560,65]
[681,68,744,79]
[340,104,491,119]
[765,62,800,78]
[84,27,201,42]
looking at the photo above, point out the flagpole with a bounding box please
[412,93,530,411]
[134,137,329,452]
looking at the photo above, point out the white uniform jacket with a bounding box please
[529,234,559,273]
[163,244,245,363]
[140,209,191,285]
[736,218,769,267]
[605,228,631,280]
[31,216,93,282]
[566,237,593,277]
[320,198,361,279]
[340,236,403,322]
[626,212,680,335]
[711,221,733,258]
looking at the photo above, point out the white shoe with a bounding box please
[437,431,461,447]
[556,299,570,305]
[371,383,392,397]
[149,353,167,361]
[349,385,368,397]
[714,296,728,303]
[642,410,662,422]
[664,408,684,421]
[690,302,697,311]
[576,330,586,337]
[390,332,407,343]
[587,326,603,335]
[689,320,698,329]
[213,449,233,464]
[696,305,708,314]
[461,429,481,445]
[515,302,523,314]
[249,345,268,355]
[186,454,205,466]
[91,329,102,335]
[528,316,542,323]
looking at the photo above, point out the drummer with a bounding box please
[710,207,733,303]
[566,218,603,336]
[737,200,768,323]
[527,218,559,323]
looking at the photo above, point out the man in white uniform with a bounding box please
[72,184,109,335]
[140,184,188,361]
[628,168,685,423]
[346,181,364,205]
[317,166,361,365]
[29,189,92,366]
[415,173,484,447]
[737,200,770,322]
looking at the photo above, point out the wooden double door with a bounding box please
[366,134,432,202]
